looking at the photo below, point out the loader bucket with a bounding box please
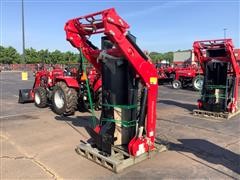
[18,89,34,103]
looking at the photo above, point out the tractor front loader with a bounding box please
[64,8,166,172]
[18,65,64,107]
[193,39,240,119]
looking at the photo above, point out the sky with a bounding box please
[0,0,239,53]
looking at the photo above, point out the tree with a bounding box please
[63,51,79,63]
[25,48,39,64]
[49,50,64,64]
[149,52,163,63]
[38,49,50,64]
[163,52,173,63]
[0,46,21,64]
[0,45,174,65]
[149,51,173,63]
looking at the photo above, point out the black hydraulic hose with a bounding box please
[77,50,84,80]
[138,87,148,127]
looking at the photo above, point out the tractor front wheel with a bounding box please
[192,75,204,91]
[172,80,182,89]
[34,87,47,108]
[52,81,78,116]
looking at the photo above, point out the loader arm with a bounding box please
[64,8,158,156]
[64,19,101,71]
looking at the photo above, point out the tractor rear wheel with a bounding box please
[34,87,47,108]
[192,75,204,91]
[52,81,78,116]
[172,80,182,89]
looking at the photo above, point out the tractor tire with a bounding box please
[52,81,78,116]
[34,87,48,108]
[172,80,182,89]
[192,75,204,91]
[94,88,102,111]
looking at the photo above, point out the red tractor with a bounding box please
[19,65,64,106]
[172,65,203,91]
[19,63,102,115]
[193,39,240,119]
[51,65,102,115]
[156,63,175,84]
[156,62,204,91]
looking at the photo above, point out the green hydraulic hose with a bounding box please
[79,50,97,128]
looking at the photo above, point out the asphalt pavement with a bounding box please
[0,71,239,179]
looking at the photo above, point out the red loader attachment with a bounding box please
[65,8,166,172]
[193,39,240,119]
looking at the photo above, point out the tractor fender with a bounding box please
[55,77,79,88]
[93,78,102,92]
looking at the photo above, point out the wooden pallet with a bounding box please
[193,109,240,120]
[75,142,167,173]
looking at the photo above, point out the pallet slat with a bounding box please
[75,143,167,173]
[193,109,240,120]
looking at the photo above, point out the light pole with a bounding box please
[21,0,28,80]
[223,28,227,39]
[21,0,25,66]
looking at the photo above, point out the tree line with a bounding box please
[149,51,173,63]
[0,46,79,64]
[0,46,173,64]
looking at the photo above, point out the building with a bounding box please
[173,50,195,65]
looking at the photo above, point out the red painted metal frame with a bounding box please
[193,39,240,113]
[64,8,158,156]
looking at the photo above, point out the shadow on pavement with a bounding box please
[55,115,98,127]
[56,115,240,175]
[55,115,100,142]
[156,138,240,175]
[158,99,196,112]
